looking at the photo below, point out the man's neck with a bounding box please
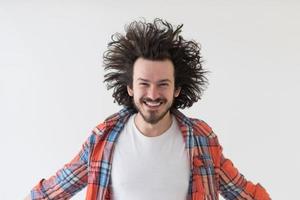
[134,112,173,137]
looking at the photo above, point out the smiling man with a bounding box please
[27,19,270,200]
[127,58,181,134]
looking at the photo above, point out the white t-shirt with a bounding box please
[111,114,190,200]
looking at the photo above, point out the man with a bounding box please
[26,18,270,200]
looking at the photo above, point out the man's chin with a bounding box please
[143,117,161,125]
[140,110,170,124]
[134,102,172,124]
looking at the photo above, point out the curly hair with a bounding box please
[103,18,209,110]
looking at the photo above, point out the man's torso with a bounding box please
[111,114,190,200]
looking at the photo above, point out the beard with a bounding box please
[133,96,174,124]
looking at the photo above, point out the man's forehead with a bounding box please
[132,58,175,81]
[133,58,174,69]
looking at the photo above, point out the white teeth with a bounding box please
[144,101,161,107]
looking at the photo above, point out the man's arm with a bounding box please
[28,133,95,199]
[212,139,271,200]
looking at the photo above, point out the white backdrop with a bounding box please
[0,1,299,199]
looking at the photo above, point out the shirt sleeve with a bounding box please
[30,133,95,199]
[213,138,271,200]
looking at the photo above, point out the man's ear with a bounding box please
[127,85,133,96]
[174,87,181,97]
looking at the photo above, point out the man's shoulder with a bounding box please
[189,117,217,138]
[91,115,118,136]
[172,109,217,139]
[92,107,135,136]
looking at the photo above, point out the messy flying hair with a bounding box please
[103,18,209,110]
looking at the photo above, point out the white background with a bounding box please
[0,1,299,199]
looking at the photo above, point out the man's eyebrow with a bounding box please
[137,78,150,82]
[157,79,171,83]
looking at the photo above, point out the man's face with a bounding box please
[127,57,181,124]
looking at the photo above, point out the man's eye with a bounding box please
[140,83,148,86]
[159,83,168,87]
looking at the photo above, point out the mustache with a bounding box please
[141,97,166,103]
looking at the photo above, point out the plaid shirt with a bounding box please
[31,107,270,200]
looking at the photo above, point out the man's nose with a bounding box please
[147,85,160,100]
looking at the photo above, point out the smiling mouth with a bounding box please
[143,100,163,108]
